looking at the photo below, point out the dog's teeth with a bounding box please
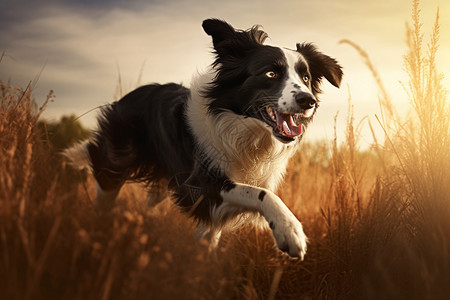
[282,121,291,135]
[266,106,276,122]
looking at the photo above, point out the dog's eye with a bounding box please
[303,75,310,83]
[265,71,278,79]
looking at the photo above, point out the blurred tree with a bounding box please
[37,115,91,151]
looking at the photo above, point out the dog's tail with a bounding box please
[62,140,92,171]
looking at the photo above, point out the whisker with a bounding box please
[242,95,281,114]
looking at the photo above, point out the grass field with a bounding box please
[0,1,449,299]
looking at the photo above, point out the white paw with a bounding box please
[270,215,307,260]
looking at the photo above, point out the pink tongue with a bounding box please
[274,111,303,138]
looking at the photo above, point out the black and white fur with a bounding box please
[64,19,342,259]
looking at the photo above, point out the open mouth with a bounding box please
[262,106,305,142]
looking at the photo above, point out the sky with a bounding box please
[1,0,449,147]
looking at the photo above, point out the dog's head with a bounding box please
[202,18,343,143]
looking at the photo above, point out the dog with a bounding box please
[64,19,342,259]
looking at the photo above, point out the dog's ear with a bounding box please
[296,43,343,93]
[202,19,238,49]
[202,19,268,58]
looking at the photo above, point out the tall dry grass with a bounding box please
[0,0,449,298]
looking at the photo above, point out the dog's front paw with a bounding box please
[270,215,307,260]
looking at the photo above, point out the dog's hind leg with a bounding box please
[87,141,127,210]
[63,140,123,209]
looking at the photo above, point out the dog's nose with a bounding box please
[295,92,316,110]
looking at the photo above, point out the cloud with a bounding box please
[1,2,212,116]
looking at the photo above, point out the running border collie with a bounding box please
[65,19,342,259]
